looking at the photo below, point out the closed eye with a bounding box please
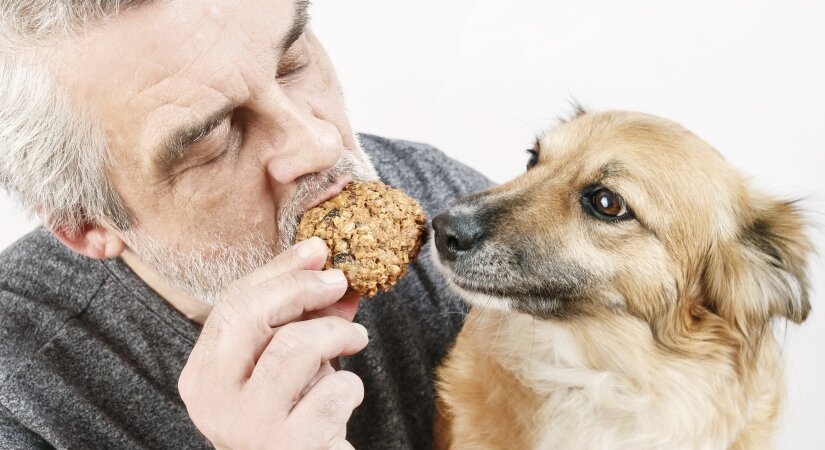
[184,115,242,172]
[277,34,310,80]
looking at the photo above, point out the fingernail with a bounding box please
[317,269,346,285]
[353,323,369,338]
[295,237,323,259]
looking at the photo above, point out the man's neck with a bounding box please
[120,249,212,325]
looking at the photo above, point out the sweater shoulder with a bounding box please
[358,133,493,217]
[0,229,107,383]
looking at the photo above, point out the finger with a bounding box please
[246,317,368,411]
[305,293,362,322]
[335,440,356,450]
[229,237,329,293]
[334,421,348,444]
[298,361,335,400]
[237,269,351,328]
[196,268,349,381]
[287,371,365,447]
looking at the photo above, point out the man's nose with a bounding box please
[432,210,487,261]
[254,89,342,184]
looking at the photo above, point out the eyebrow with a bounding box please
[153,103,234,174]
[278,0,311,55]
[599,161,628,179]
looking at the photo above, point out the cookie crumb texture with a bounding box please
[296,181,428,297]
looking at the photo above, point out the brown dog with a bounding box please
[431,110,811,449]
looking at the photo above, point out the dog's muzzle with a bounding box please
[432,209,487,261]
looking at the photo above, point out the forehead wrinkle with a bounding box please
[130,32,255,161]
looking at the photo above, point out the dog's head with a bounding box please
[432,110,811,344]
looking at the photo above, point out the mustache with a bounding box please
[277,153,377,251]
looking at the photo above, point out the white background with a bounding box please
[1,0,823,448]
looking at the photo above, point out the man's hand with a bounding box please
[178,237,368,450]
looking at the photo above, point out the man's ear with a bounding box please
[50,221,126,260]
[703,197,812,336]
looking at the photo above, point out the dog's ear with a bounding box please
[703,197,811,335]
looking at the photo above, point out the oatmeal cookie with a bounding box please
[295,181,427,298]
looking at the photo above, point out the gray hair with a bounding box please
[0,1,151,235]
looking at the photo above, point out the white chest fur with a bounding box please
[442,308,778,450]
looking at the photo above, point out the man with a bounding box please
[0,0,489,448]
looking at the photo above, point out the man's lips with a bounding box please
[304,176,353,212]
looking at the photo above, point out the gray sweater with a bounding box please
[0,135,491,450]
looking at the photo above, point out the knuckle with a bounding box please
[304,392,353,447]
[269,323,314,360]
[177,371,193,402]
[315,392,345,422]
[275,322,309,347]
[315,372,362,415]
[221,274,263,306]
[323,316,352,338]
[177,361,211,405]
[320,316,341,336]
[278,271,303,292]
[196,419,222,443]
[337,371,364,401]
[286,241,306,261]
[217,283,282,329]
[177,372,206,416]
[258,342,290,372]
[259,264,287,286]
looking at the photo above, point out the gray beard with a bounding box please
[123,151,378,306]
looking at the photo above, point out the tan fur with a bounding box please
[433,111,811,450]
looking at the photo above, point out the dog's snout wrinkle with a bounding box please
[432,211,486,261]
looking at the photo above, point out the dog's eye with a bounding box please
[526,149,539,170]
[581,187,633,221]
[593,190,625,216]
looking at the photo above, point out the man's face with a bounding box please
[47,0,377,304]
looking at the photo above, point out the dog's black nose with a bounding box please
[432,210,486,261]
